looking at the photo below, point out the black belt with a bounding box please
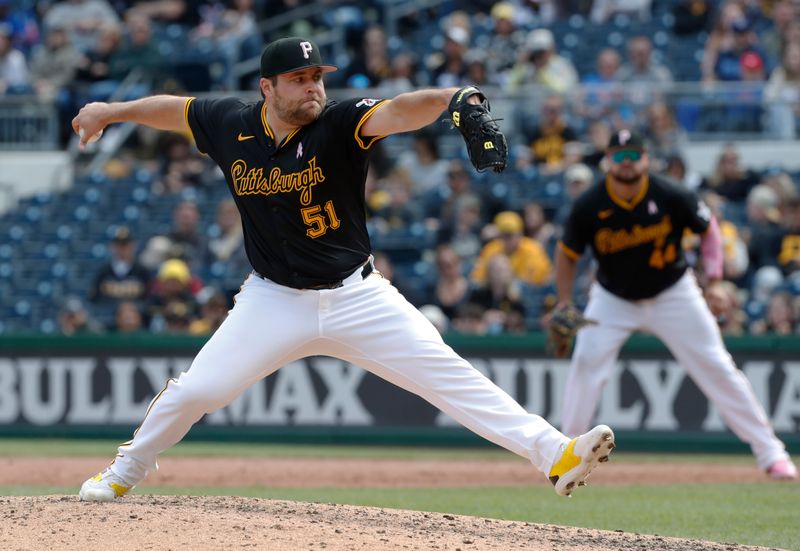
[252,261,373,290]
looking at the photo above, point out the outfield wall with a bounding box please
[0,334,797,453]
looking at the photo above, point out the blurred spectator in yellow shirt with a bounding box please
[471,211,553,286]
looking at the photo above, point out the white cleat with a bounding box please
[549,425,616,497]
[79,468,134,502]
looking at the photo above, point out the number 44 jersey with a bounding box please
[560,172,712,300]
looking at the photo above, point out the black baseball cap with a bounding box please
[260,37,338,77]
[607,129,646,150]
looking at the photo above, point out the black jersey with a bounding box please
[561,172,711,300]
[186,96,387,289]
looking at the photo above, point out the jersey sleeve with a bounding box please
[185,97,242,156]
[560,194,591,258]
[680,188,712,234]
[323,98,389,151]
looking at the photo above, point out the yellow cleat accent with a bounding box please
[548,438,580,481]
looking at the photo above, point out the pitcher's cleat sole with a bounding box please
[549,425,615,497]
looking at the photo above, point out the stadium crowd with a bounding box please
[2,0,800,336]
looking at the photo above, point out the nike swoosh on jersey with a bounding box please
[598,209,614,220]
[237,133,255,142]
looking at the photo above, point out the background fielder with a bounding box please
[73,37,615,501]
[553,130,796,480]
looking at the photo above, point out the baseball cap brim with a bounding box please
[267,64,338,77]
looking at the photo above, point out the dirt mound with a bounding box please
[0,495,778,551]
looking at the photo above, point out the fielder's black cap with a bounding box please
[260,37,338,77]
[607,129,646,150]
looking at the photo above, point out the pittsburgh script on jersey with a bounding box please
[594,215,672,255]
[230,157,325,205]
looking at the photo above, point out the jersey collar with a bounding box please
[260,101,301,148]
[605,174,649,211]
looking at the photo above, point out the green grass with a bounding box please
[4,484,797,549]
[0,438,760,464]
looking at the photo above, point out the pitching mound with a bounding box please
[0,495,776,551]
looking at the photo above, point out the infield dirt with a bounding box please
[0,457,788,550]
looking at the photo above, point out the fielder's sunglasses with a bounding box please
[611,149,643,163]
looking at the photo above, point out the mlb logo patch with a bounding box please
[648,200,658,214]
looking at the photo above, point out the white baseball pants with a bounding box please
[110,266,568,485]
[561,271,789,470]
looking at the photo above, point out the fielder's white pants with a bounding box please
[111,266,568,484]
[561,271,789,470]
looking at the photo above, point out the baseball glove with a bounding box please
[546,303,597,358]
[447,85,508,173]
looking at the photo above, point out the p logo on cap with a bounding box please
[260,37,338,77]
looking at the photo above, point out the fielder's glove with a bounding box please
[546,303,597,358]
[447,85,508,173]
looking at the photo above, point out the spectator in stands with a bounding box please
[422,158,480,231]
[671,0,712,36]
[435,194,484,263]
[522,94,579,173]
[424,244,471,322]
[419,304,448,335]
[189,289,229,335]
[0,0,40,55]
[554,163,594,226]
[575,48,633,126]
[450,302,489,335]
[73,23,121,87]
[463,254,526,334]
[91,226,151,305]
[430,26,470,88]
[484,2,523,81]
[370,171,422,235]
[471,210,552,286]
[760,0,795,64]
[208,198,244,263]
[743,184,784,274]
[764,41,800,139]
[152,132,211,194]
[641,101,685,171]
[191,0,259,89]
[505,28,578,94]
[581,118,613,168]
[43,0,120,54]
[147,258,199,333]
[663,154,706,191]
[589,0,651,23]
[396,130,450,197]
[617,36,672,112]
[464,49,497,87]
[0,23,30,95]
[140,200,210,273]
[345,24,391,89]
[378,51,417,97]
[108,14,162,83]
[618,35,672,85]
[523,201,556,253]
[704,280,747,335]
[127,0,199,26]
[776,196,800,276]
[29,23,82,102]
[750,291,798,335]
[701,144,760,202]
[58,295,104,336]
[712,17,770,82]
[701,1,746,82]
[113,300,145,333]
